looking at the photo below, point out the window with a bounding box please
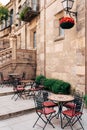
[32,0,38,11]
[18,6,22,26]
[59,18,64,37]
[33,31,36,48]
[30,28,37,49]
[6,17,11,27]
[54,11,65,41]
[10,9,13,25]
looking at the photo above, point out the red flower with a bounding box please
[60,17,75,29]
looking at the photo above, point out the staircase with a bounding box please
[0,87,35,120]
[0,47,36,79]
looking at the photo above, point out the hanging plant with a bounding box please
[0,5,9,24]
[19,6,32,21]
[60,17,75,29]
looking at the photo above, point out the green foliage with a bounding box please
[51,80,71,94]
[35,75,71,94]
[35,75,46,85]
[0,5,9,24]
[43,78,57,91]
[83,94,87,107]
[19,6,32,21]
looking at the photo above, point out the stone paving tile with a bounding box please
[0,94,34,117]
[0,110,87,130]
[0,87,13,93]
[0,87,87,130]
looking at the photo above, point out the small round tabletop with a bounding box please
[48,94,74,102]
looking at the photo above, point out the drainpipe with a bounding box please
[44,0,46,76]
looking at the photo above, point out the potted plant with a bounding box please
[60,17,75,29]
[0,5,9,24]
[19,6,32,21]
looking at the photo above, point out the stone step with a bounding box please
[0,107,35,120]
[0,91,14,96]
[0,87,29,96]
[0,94,35,120]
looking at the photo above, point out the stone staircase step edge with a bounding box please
[0,107,35,120]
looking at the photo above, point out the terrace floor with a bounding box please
[0,86,87,130]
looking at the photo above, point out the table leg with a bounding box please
[57,102,63,128]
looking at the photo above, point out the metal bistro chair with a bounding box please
[62,96,84,130]
[63,91,83,110]
[11,78,25,101]
[42,91,57,108]
[33,95,56,130]
[0,72,10,87]
[27,81,44,98]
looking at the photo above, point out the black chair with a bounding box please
[62,96,84,130]
[11,78,25,101]
[27,82,44,98]
[11,84,25,101]
[42,91,57,108]
[33,95,56,130]
[63,91,83,109]
[0,72,10,87]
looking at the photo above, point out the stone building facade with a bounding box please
[0,0,86,93]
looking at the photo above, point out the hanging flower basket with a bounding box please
[60,17,75,29]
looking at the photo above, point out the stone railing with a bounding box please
[0,48,12,66]
[16,49,36,64]
[0,48,36,66]
[0,48,36,79]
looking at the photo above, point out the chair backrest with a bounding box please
[22,72,26,80]
[74,96,83,112]
[0,72,4,82]
[32,81,39,88]
[34,96,44,110]
[43,91,48,101]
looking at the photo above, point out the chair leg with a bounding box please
[62,115,74,130]
[44,114,55,129]
[33,113,44,128]
[72,115,84,130]
[62,114,84,130]
[11,91,17,99]
[33,113,55,130]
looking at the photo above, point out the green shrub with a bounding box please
[52,80,71,94]
[35,75,46,85]
[83,94,87,107]
[35,75,71,94]
[43,78,57,91]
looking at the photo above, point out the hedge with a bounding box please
[35,75,71,94]
[35,75,46,85]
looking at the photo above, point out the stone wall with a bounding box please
[36,0,85,93]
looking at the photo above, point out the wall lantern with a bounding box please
[62,0,77,18]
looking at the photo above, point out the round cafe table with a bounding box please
[48,94,74,128]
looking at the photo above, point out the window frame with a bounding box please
[54,11,65,42]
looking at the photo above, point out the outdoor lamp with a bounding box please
[62,0,77,18]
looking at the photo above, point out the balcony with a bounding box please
[19,1,40,22]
